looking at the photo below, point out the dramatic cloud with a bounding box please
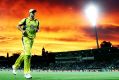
[81,25,119,42]
[0,0,119,56]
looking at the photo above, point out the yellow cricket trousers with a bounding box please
[13,36,34,74]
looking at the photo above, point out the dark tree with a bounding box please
[100,41,112,48]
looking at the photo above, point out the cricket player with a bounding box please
[12,9,39,79]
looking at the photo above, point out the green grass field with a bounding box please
[0,70,119,80]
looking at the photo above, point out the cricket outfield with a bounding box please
[0,70,119,80]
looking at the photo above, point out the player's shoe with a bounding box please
[24,74,32,79]
[12,65,17,75]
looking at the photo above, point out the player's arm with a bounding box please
[17,18,26,33]
[36,21,40,32]
[17,25,25,33]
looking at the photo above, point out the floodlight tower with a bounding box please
[85,4,99,49]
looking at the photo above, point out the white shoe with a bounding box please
[12,65,16,75]
[24,74,32,79]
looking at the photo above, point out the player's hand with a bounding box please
[36,28,39,32]
[22,30,28,36]
[22,30,26,34]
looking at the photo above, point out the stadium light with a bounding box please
[85,4,99,49]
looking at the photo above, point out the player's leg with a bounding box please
[23,37,34,78]
[24,55,31,74]
[12,36,27,75]
[13,54,24,69]
[12,54,24,75]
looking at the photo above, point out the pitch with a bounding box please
[0,70,119,80]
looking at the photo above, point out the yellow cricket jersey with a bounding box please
[19,17,39,39]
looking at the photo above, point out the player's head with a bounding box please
[29,9,37,19]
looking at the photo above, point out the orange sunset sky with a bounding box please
[0,0,119,56]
